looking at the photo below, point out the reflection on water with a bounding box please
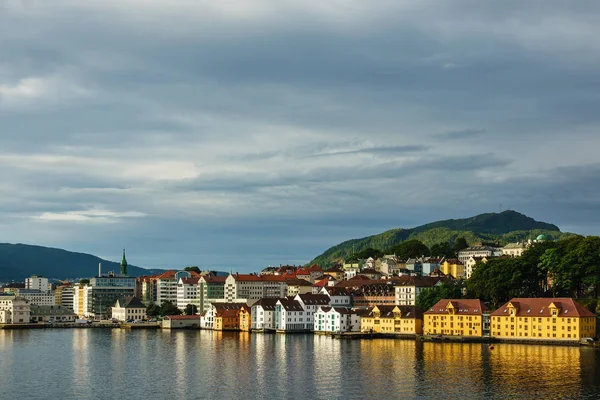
[0,330,599,400]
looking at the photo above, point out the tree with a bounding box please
[416,282,463,311]
[185,266,201,274]
[452,237,469,255]
[78,278,90,285]
[147,303,161,317]
[430,242,455,258]
[346,247,384,263]
[159,301,182,316]
[185,304,198,315]
[386,240,430,260]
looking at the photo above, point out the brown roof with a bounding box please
[201,275,227,283]
[425,299,487,315]
[252,298,279,311]
[296,294,330,305]
[277,298,304,311]
[491,298,595,318]
[284,278,313,286]
[307,264,323,272]
[180,277,200,285]
[392,276,442,287]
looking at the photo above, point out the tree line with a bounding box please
[346,238,469,263]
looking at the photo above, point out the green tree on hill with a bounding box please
[452,237,469,254]
[386,239,430,260]
[185,266,201,274]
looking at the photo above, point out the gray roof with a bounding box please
[116,296,146,309]
[30,305,76,316]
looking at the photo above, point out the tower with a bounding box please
[120,249,128,275]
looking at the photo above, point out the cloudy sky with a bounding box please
[1,1,599,271]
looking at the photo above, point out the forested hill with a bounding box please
[309,210,573,267]
[0,243,163,281]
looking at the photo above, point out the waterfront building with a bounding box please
[458,246,497,264]
[0,295,31,324]
[30,305,76,323]
[275,298,308,332]
[360,305,423,334]
[202,302,248,330]
[137,275,158,306]
[176,277,200,311]
[162,315,200,329]
[251,298,278,331]
[112,296,147,322]
[294,293,330,328]
[72,284,85,316]
[25,276,50,292]
[491,298,596,341]
[224,273,288,303]
[440,259,465,280]
[424,299,487,336]
[314,307,365,333]
[394,276,444,306]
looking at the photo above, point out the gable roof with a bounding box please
[296,294,330,305]
[277,298,304,311]
[252,298,279,311]
[115,296,146,309]
[180,277,200,285]
[491,298,595,317]
[424,299,487,315]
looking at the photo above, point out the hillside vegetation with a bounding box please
[0,243,161,281]
[309,210,573,267]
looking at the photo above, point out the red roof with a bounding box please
[157,270,177,279]
[307,264,323,272]
[180,277,200,285]
[425,299,487,315]
[201,275,227,283]
[491,298,595,318]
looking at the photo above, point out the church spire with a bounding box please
[120,249,128,275]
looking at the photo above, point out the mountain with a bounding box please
[0,243,165,282]
[309,210,573,267]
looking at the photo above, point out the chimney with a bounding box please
[98,263,102,277]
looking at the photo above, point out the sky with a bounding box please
[1,1,599,272]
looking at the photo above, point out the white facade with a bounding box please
[16,290,56,306]
[395,279,442,306]
[314,307,361,333]
[157,271,192,306]
[458,246,497,264]
[0,296,31,324]
[176,277,200,311]
[293,294,330,329]
[224,274,288,303]
[250,299,278,330]
[275,299,309,332]
[25,276,50,293]
[319,287,351,307]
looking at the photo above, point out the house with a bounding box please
[324,267,345,281]
[294,268,311,282]
[251,298,278,331]
[162,315,200,329]
[424,299,488,336]
[202,302,248,330]
[405,259,423,275]
[112,296,147,322]
[360,305,423,334]
[358,268,382,280]
[440,259,465,280]
[0,295,31,324]
[284,279,313,297]
[307,264,324,282]
[319,286,352,307]
[30,305,77,323]
[490,298,596,341]
[239,307,251,331]
[464,256,488,280]
[314,307,365,333]
[275,298,308,332]
[501,242,529,258]
[421,258,443,276]
[294,294,331,329]
[312,277,336,294]
[393,276,444,306]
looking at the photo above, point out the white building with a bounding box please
[394,276,443,306]
[224,273,288,303]
[314,307,363,333]
[157,270,194,306]
[464,256,488,280]
[201,302,247,330]
[458,246,497,264]
[293,293,330,330]
[25,276,50,293]
[111,296,147,322]
[275,298,308,332]
[319,287,352,307]
[0,296,31,324]
[251,298,278,331]
[14,289,56,306]
[501,242,528,257]
[176,277,200,311]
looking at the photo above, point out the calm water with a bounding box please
[1,329,599,399]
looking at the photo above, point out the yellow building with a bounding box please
[239,307,251,332]
[360,305,423,334]
[424,299,487,336]
[491,298,596,341]
[214,309,240,331]
[440,259,465,280]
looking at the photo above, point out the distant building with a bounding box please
[458,246,497,264]
[11,289,56,306]
[224,273,288,303]
[176,277,200,311]
[55,284,74,310]
[30,305,76,323]
[112,296,147,322]
[501,242,528,257]
[440,259,465,280]
[393,276,445,306]
[25,276,50,293]
[199,275,227,313]
[0,296,31,324]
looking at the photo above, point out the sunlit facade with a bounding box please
[424,299,487,336]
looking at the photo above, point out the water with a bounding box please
[0,329,599,399]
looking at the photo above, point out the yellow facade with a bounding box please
[360,306,423,334]
[239,308,251,332]
[424,300,485,336]
[440,260,465,280]
[491,299,596,341]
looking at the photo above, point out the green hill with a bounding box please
[0,243,164,282]
[309,210,574,267]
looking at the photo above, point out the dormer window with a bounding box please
[551,309,557,316]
